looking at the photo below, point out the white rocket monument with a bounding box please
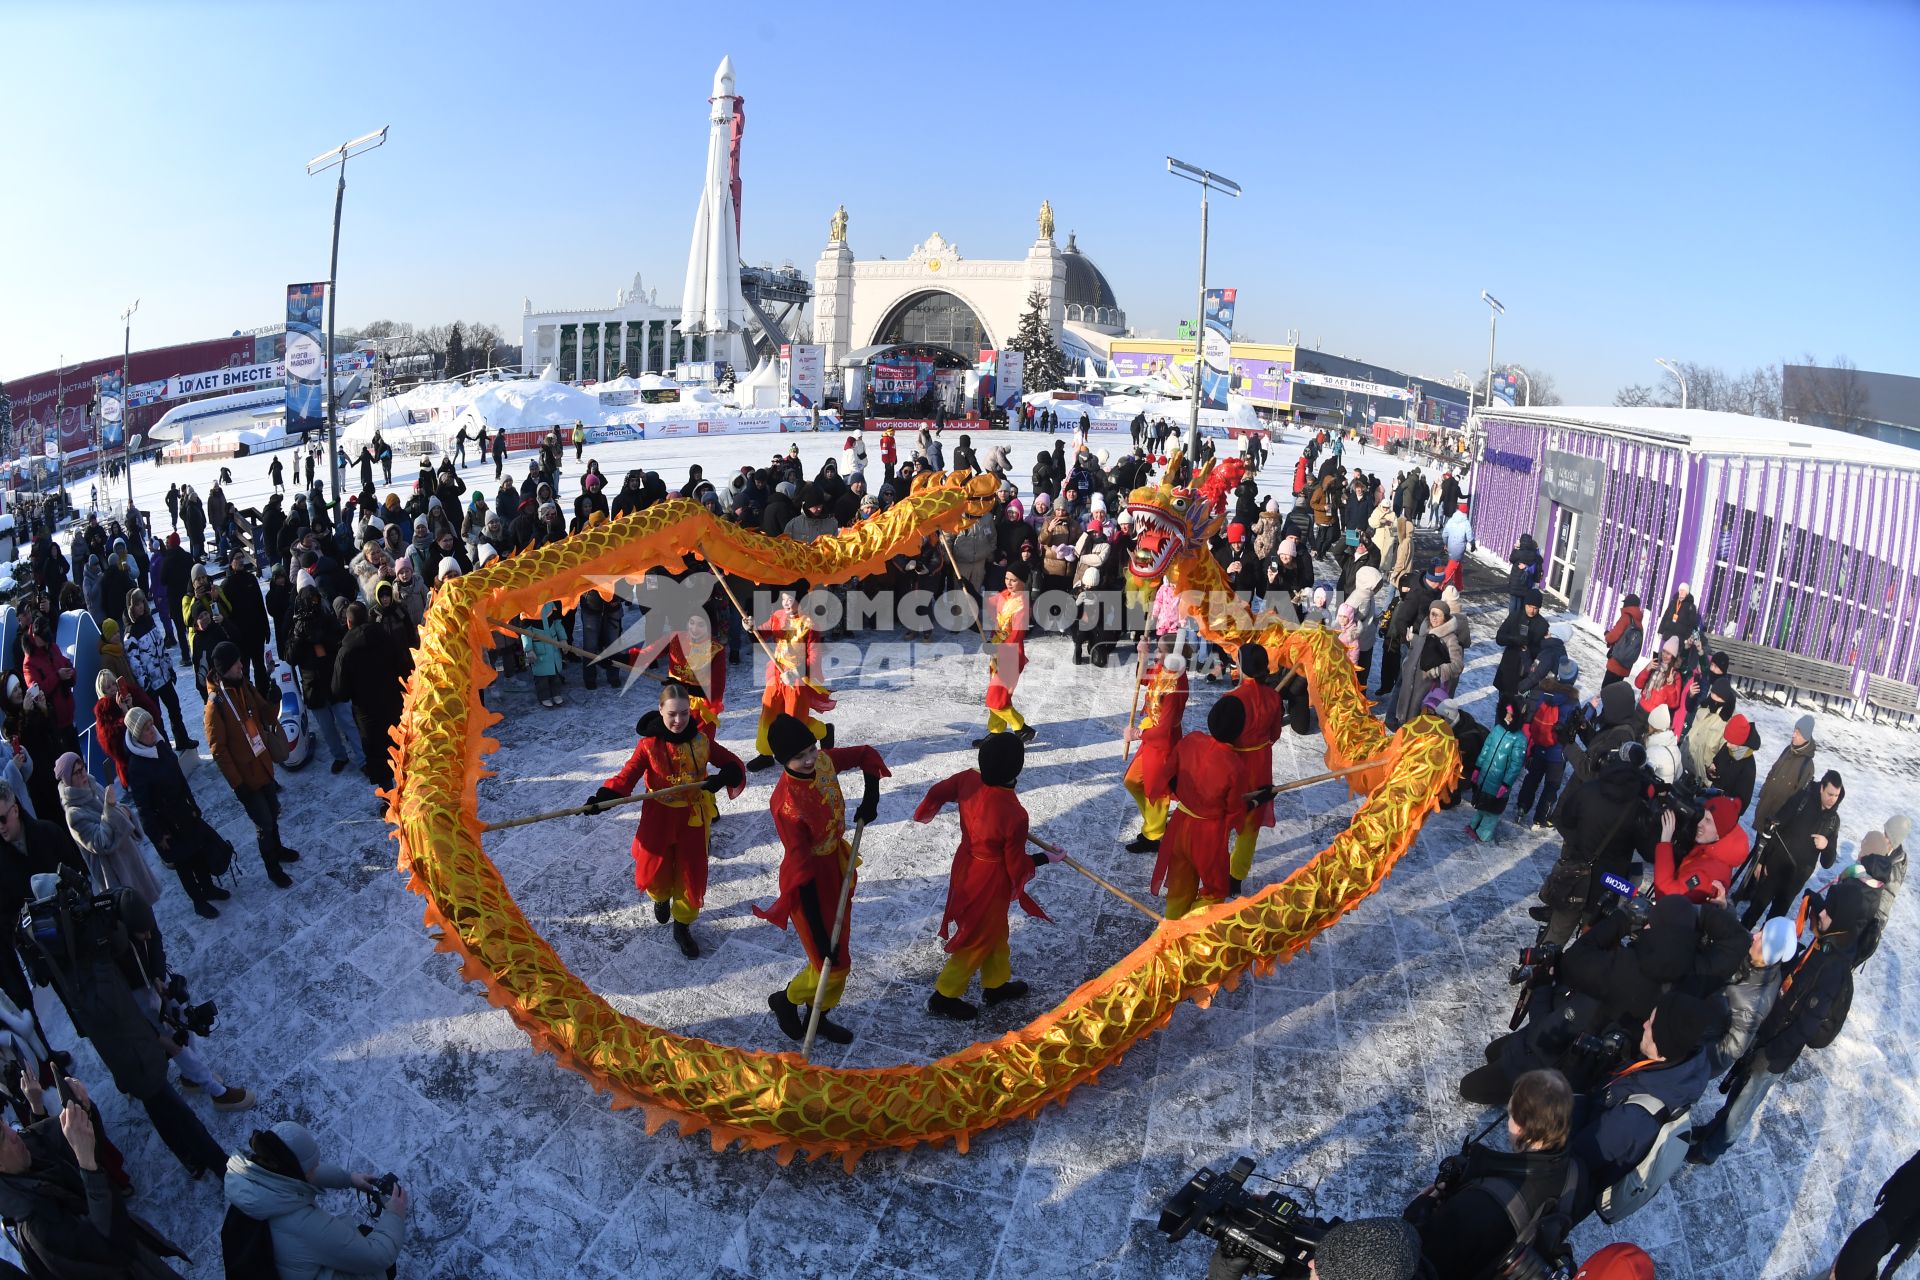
[681,55,747,370]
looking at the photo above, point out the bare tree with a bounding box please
[1506,364,1563,406]
[1614,383,1657,408]
[1790,354,1870,432]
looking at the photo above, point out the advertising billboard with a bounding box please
[1200,287,1235,410]
[95,372,124,448]
[285,282,328,437]
[996,348,1025,410]
[786,343,825,409]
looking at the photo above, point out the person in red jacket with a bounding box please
[1153,698,1255,919]
[976,564,1035,746]
[587,683,746,958]
[21,617,77,754]
[1602,594,1644,686]
[746,583,835,771]
[91,674,160,786]
[1124,640,1188,854]
[1635,635,1688,738]
[1225,644,1285,893]
[914,734,1052,1020]
[752,713,889,1044]
[1652,794,1748,904]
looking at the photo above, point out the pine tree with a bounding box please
[444,323,468,379]
[1005,288,1066,393]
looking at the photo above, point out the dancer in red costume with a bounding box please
[975,565,1035,747]
[914,733,1051,1020]
[746,583,835,771]
[1123,637,1188,854]
[1152,698,1255,919]
[753,713,889,1044]
[1224,644,1285,893]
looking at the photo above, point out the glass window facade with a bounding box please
[877,291,988,356]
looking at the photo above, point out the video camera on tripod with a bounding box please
[1159,1156,1337,1278]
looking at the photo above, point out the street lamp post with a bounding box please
[120,299,139,519]
[1480,291,1505,411]
[53,355,66,513]
[306,126,389,515]
[1505,364,1531,407]
[1166,157,1241,461]
[1655,357,1688,410]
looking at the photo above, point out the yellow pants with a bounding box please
[935,942,1012,998]
[1160,856,1219,921]
[785,964,848,1011]
[646,885,698,925]
[757,708,826,757]
[1230,821,1258,881]
[985,704,1027,734]
[1124,775,1170,841]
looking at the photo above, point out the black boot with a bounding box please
[654,899,672,924]
[767,989,806,1041]
[671,922,700,959]
[820,722,836,750]
[192,899,220,919]
[1228,877,1244,896]
[926,991,978,1021]
[747,754,776,773]
[1124,834,1160,854]
[264,857,293,888]
[808,1008,854,1044]
[982,980,1030,1006]
[972,734,995,749]
[1016,725,1036,745]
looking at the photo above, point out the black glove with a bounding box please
[1030,851,1050,868]
[854,771,880,826]
[584,785,620,814]
[701,776,725,793]
[1245,785,1276,811]
[713,758,745,791]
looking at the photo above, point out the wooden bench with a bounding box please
[1865,674,1920,725]
[1716,635,1857,711]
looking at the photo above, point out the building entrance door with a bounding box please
[1546,505,1580,600]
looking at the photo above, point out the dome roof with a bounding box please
[1060,232,1118,310]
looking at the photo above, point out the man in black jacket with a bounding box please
[1376,564,1443,699]
[1689,877,1869,1165]
[223,551,274,695]
[333,602,406,791]
[0,782,85,1009]
[1739,770,1844,929]
[1530,741,1658,944]
[1493,590,1547,701]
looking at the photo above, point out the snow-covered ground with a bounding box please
[13,427,1912,1279]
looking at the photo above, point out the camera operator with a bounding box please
[1529,741,1657,945]
[1407,1070,1576,1279]
[0,778,86,1010]
[1737,770,1844,930]
[1463,896,1743,1105]
[1567,990,1718,1224]
[18,872,226,1179]
[1650,795,1747,905]
[224,1121,409,1280]
[0,1073,187,1276]
[113,886,257,1113]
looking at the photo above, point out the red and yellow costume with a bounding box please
[1152,733,1242,919]
[755,607,834,757]
[1124,660,1188,842]
[1226,675,1285,880]
[914,771,1048,998]
[984,585,1029,735]
[752,745,890,1011]
[600,719,745,923]
[665,633,726,741]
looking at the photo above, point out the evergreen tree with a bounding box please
[1005,288,1067,393]
[444,323,468,379]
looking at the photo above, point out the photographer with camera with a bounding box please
[0,1073,187,1277]
[224,1121,408,1280]
[18,871,227,1179]
[1529,740,1657,946]
[1649,795,1747,906]
[0,779,87,1011]
[1407,1070,1577,1279]
[111,884,256,1114]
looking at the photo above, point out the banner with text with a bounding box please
[1201,288,1236,410]
[285,282,329,437]
[996,348,1024,410]
[95,372,125,448]
[1291,369,1415,401]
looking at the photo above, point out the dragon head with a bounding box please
[1125,450,1246,585]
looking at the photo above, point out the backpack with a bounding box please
[220,1204,282,1279]
[1595,1097,1692,1224]
[1608,624,1642,668]
[1804,972,1853,1049]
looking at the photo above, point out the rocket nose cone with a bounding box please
[714,55,735,97]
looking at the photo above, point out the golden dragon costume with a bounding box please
[387,462,1458,1166]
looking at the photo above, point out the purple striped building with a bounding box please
[1469,406,1920,691]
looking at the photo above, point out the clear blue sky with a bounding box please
[4,0,1916,402]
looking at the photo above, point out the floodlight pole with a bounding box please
[120,299,139,516]
[1167,157,1241,461]
[1655,357,1688,410]
[1506,365,1531,407]
[307,126,388,515]
[1481,291,1505,412]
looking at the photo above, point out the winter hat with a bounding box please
[1575,1242,1657,1280]
[270,1121,321,1176]
[1207,696,1246,744]
[123,707,156,742]
[1116,510,1133,527]
[1794,714,1816,741]
[1820,878,1874,935]
[1090,493,1107,512]
[768,714,818,765]
[1524,588,1543,608]
[1236,644,1270,680]
[1704,795,1742,835]
[1647,704,1672,733]
[1649,990,1713,1061]
[1226,522,1247,543]
[1723,713,1751,745]
[99,618,119,644]
[978,732,1025,788]
[1886,815,1912,848]
[1310,1218,1424,1280]
[1622,593,1641,609]
[166,532,180,548]
[1859,830,1891,861]
[1278,537,1300,557]
[1160,652,1187,675]
[210,640,243,676]
[1661,634,1680,657]
[1423,564,1446,587]
[1432,698,1463,726]
[1758,917,1798,966]
[1709,676,1735,703]
[1556,657,1579,684]
[53,753,83,785]
[1441,584,1461,609]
